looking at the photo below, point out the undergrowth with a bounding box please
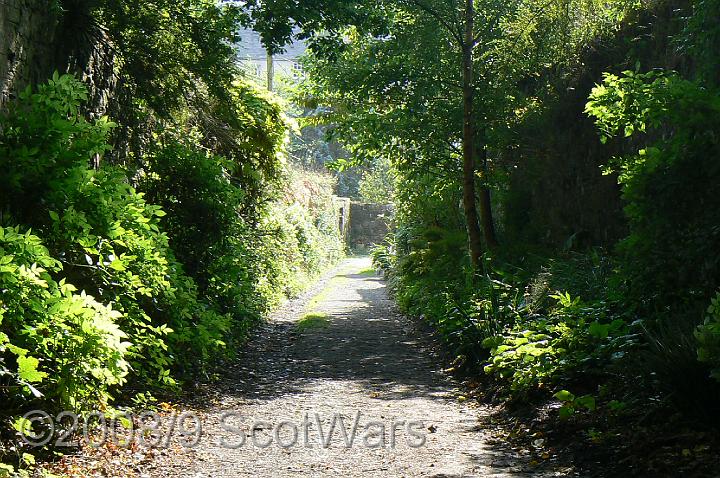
[0,74,343,473]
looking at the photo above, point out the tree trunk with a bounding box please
[461,0,484,269]
[266,50,274,91]
[479,144,499,248]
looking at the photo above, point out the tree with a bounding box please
[359,156,395,203]
[246,0,636,268]
[297,0,529,268]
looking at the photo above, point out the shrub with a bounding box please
[370,238,396,274]
[140,133,264,328]
[0,72,115,224]
[0,74,229,387]
[587,71,720,420]
[0,226,129,414]
[259,198,343,301]
[483,293,630,392]
[140,134,343,325]
[385,225,637,397]
[141,135,242,285]
[586,71,720,314]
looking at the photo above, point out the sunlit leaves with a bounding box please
[16,356,47,384]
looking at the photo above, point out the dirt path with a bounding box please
[140,257,560,477]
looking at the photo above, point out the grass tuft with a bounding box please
[296,312,331,331]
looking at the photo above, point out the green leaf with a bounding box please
[13,417,33,436]
[575,395,596,411]
[558,405,575,420]
[553,390,575,402]
[17,355,48,383]
[108,259,126,271]
[117,415,132,428]
[588,322,610,339]
[0,463,14,477]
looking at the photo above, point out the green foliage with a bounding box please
[1,75,233,386]
[483,293,630,392]
[359,156,395,204]
[679,0,720,85]
[390,225,517,364]
[140,133,250,304]
[135,78,319,335]
[299,0,642,213]
[585,71,675,145]
[0,226,129,414]
[696,291,720,382]
[0,72,342,444]
[0,72,115,222]
[206,79,289,206]
[258,168,344,300]
[81,0,243,115]
[370,239,396,274]
[587,71,720,311]
[383,222,636,398]
[0,463,14,477]
[553,390,597,419]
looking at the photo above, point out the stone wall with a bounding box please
[347,202,393,251]
[0,0,57,108]
[501,1,700,248]
[1,1,115,117]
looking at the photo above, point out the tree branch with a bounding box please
[405,0,464,46]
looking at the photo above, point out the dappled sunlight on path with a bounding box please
[152,257,562,477]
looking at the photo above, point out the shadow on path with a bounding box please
[205,262,450,403]
[156,257,565,477]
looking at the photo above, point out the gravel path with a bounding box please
[142,257,553,477]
